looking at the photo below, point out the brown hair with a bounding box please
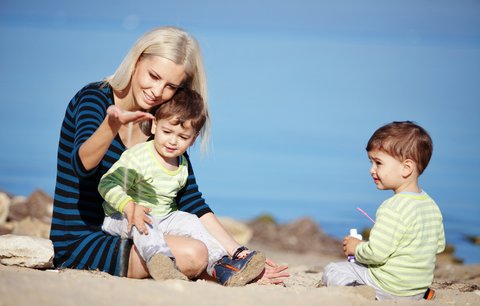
[153,88,206,133]
[366,121,433,174]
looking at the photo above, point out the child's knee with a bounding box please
[322,262,339,286]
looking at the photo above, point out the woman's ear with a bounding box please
[189,133,200,147]
[150,119,157,135]
[402,159,416,178]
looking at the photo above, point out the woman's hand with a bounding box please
[255,257,289,285]
[107,105,155,126]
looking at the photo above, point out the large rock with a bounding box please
[0,234,54,269]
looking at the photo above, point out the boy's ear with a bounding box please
[402,159,415,178]
[150,119,157,135]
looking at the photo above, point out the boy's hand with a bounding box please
[343,236,362,256]
[123,201,153,235]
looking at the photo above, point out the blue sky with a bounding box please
[1,1,479,261]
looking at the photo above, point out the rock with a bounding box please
[218,216,253,245]
[11,216,51,239]
[25,189,53,224]
[0,234,54,269]
[7,189,53,224]
[249,217,343,257]
[7,195,29,222]
[0,192,10,224]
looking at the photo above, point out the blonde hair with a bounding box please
[105,26,210,153]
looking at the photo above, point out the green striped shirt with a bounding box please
[355,191,445,296]
[98,141,188,217]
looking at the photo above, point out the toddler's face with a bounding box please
[151,117,197,159]
[368,150,404,193]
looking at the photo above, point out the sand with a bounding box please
[1,242,479,306]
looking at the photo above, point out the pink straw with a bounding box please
[356,207,376,224]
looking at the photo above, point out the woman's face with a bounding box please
[131,55,186,110]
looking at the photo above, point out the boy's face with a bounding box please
[151,117,197,159]
[368,149,405,193]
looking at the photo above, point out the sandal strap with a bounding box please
[232,246,249,259]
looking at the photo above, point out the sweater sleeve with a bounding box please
[175,152,212,217]
[71,86,111,178]
[355,202,406,265]
[437,221,446,254]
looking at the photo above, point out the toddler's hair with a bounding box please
[154,88,206,133]
[366,121,433,174]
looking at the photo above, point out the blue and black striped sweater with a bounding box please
[50,81,212,276]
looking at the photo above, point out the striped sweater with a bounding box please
[355,191,445,296]
[50,82,211,276]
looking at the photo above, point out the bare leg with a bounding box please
[127,235,208,279]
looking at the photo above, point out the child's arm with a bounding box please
[437,222,446,254]
[355,205,405,265]
[98,150,138,213]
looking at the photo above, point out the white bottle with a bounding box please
[347,228,363,263]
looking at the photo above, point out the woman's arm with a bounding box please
[199,212,241,256]
[79,105,154,171]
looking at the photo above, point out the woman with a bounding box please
[50,26,288,283]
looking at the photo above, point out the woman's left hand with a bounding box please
[255,257,289,285]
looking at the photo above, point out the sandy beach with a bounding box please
[1,241,480,306]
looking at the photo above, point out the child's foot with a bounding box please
[147,253,188,281]
[212,251,266,286]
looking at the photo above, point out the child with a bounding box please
[322,121,445,300]
[98,88,265,286]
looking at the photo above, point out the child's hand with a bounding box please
[343,236,362,257]
[123,202,153,235]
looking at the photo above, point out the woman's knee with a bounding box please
[127,245,149,279]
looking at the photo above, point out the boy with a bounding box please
[322,121,445,300]
[98,88,265,286]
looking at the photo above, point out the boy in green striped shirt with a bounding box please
[322,121,445,300]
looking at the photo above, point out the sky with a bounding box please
[0,1,479,261]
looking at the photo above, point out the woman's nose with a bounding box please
[152,83,165,100]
